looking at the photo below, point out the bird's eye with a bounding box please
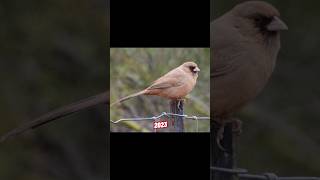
[251,15,272,30]
[254,16,262,23]
[251,15,264,24]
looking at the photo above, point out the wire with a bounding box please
[211,166,320,180]
[110,112,210,124]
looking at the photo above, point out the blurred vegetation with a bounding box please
[0,0,108,180]
[213,0,320,176]
[110,48,210,132]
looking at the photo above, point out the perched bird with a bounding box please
[110,61,200,107]
[211,1,287,147]
[0,92,109,142]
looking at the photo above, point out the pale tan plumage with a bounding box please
[110,61,200,107]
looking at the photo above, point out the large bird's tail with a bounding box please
[110,90,145,107]
[0,92,109,143]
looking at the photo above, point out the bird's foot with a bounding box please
[181,96,190,102]
[176,99,185,111]
[176,98,186,102]
[216,123,226,151]
[215,118,243,151]
[231,118,242,136]
[223,118,243,135]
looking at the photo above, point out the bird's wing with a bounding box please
[211,18,245,78]
[211,52,244,78]
[148,77,183,90]
[145,66,185,90]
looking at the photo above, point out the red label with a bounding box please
[153,120,168,129]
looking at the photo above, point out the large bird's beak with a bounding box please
[193,67,200,72]
[267,16,288,31]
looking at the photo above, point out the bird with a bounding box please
[110,61,200,107]
[211,1,288,149]
[0,92,109,143]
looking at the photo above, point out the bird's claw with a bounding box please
[176,99,185,111]
[216,124,227,151]
[231,118,242,136]
[215,118,243,151]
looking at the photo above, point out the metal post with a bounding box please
[170,100,184,132]
[212,121,234,180]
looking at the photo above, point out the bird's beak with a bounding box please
[267,16,288,31]
[193,67,200,72]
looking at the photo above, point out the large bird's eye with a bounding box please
[253,15,264,23]
[189,66,195,71]
[251,15,272,31]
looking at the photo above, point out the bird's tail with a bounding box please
[110,90,145,107]
[0,92,109,143]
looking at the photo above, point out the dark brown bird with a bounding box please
[211,1,287,146]
[0,92,109,142]
[110,61,200,107]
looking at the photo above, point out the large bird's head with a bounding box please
[181,61,200,78]
[232,1,288,44]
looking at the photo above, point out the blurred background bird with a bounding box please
[212,0,320,176]
[212,1,287,147]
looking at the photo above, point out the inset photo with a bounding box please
[110,48,210,132]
